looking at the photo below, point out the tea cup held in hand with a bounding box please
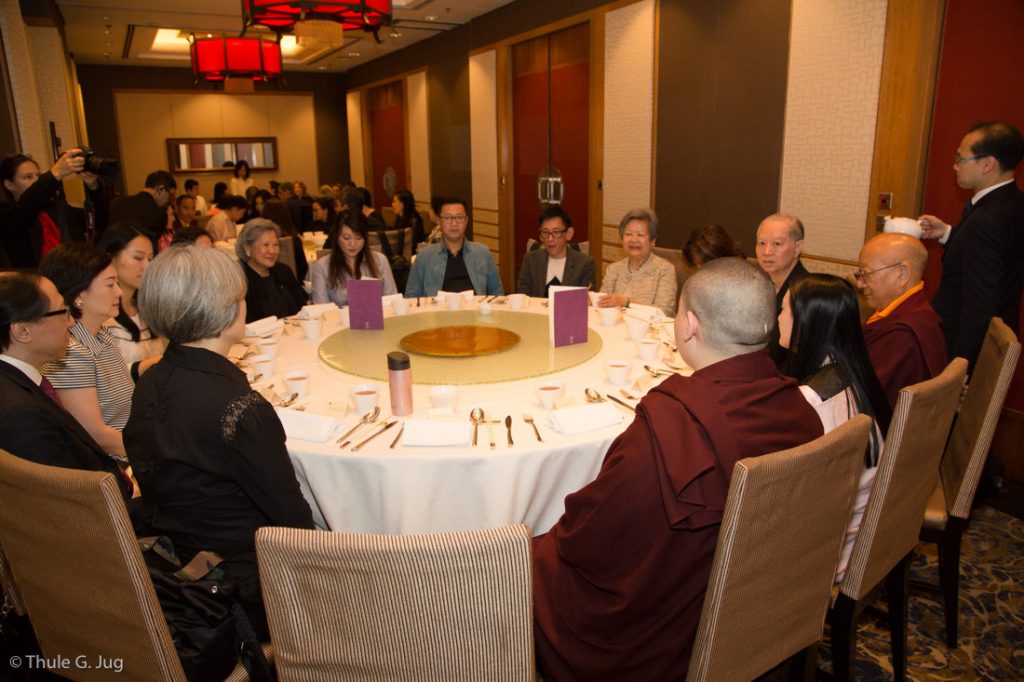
[351,383,379,413]
[535,381,566,410]
[604,359,632,386]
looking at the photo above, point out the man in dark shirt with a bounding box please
[756,212,809,366]
[109,169,176,250]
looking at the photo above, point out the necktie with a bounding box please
[40,377,64,408]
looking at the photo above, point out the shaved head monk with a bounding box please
[532,258,825,680]
[855,233,948,407]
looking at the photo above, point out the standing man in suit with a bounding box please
[109,170,176,252]
[919,120,1024,369]
[517,205,596,297]
[0,271,132,501]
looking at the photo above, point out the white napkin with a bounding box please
[275,408,340,443]
[437,289,475,303]
[244,316,283,337]
[547,403,623,436]
[401,419,473,447]
[625,303,670,323]
[298,303,336,320]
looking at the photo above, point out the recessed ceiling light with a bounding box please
[389,30,401,38]
[347,51,360,57]
[317,66,326,70]
[424,15,437,21]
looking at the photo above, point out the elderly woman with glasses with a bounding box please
[516,205,596,297]
[39,243,134,460]
[124,245,314,640]
[598,208,678,317]
[236,218,308,322]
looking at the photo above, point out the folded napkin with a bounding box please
[437,289,475,303]
[245,316,283,337]
[275,408,341,443]
[401,419,473,447]
[547,403,623,436]
[625,303,670,323]
[382,293,404,307]
[298,303,336,320]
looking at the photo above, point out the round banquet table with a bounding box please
[255,297,686,537]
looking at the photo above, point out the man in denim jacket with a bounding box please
[405,198,503,298]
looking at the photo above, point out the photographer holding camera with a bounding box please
[1,148,110,268]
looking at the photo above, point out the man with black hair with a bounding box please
[184,178,207,214]
[919,120,1024,368]
[109,170,177,251]
[205,194,247,243]
[517,205,595,297]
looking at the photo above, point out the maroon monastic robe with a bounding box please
[532,350,824,681]
[863,288,948,408]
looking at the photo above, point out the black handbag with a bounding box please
[139,537,273,682]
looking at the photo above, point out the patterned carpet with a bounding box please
[819,505,1024,680]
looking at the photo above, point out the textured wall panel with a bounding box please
[469,49,500,260]
[0,0,46,159]
[114,92,316,194]
[602,0,655,230]
[779,0,888,262]
[347,90,365,187]
[406,70,432,202]
[27,27,76,157]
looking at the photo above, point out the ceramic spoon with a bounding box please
[470,408,484,446]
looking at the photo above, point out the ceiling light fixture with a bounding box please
[190,34,283,92]
[243,1,392,44]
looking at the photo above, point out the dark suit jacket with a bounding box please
[109,191,165,251]
[0,360,130,500]
[516,246,597,297]
[932,182,1024,368]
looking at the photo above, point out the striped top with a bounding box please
[43,322,134,430]
[103,313,166,367]
[601,253,678,317]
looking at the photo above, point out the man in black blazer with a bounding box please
[517,205,596,297]
[919,121,1024,369]
[0,271,132,501]
[108,169,176,251]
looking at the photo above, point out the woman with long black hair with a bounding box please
[778,273,892,581]
[311,211,396,306]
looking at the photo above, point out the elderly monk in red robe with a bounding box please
[855,233,948,407]
[532,258,825,680]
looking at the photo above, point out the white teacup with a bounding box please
[256,338,279,359]
[301,318,323,341]
[392,298,410,316]
[637,339,660,361]
[598,307,619,326]
[250,354,275,381]
[626,318,648,341]
[351,383,379,413]
[283,371,311,399]
[588,291,603,307]
[446,293,463,310]
[479,301,493,315]
[535,382,566,410]
[507,293,527,310]
[605,359,632,386]
[429,385,459,409]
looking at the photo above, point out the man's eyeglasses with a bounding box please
[440,214,468,225]
[39,306,71,320]
[954,153,984,164]
[539,229,568,239]
[852,262,901,282]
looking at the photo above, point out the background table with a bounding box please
[258,298,682,536]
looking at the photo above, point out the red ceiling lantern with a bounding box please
[243,1,392,41]
[190,35,283,83]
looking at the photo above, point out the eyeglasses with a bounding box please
[954,153,984,164]
[39,306,71,320]
[539,229,568,239]
[440,214,468,225]
[853,262,901,282]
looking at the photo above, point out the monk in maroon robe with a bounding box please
[855,233,948,407]
[533,258,825,680]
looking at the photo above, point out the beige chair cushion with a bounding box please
[940,319,1020,520]
[651,245,686,290]
[839,358,968,601]
[687,415,872,682]
[922,483,948,530]
[257,524,534,682]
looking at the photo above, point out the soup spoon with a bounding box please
[470,408,484,446]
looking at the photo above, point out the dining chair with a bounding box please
[686,415,872,682]
[256,524,534,682]
[277,236,298,278]
[827,358,968,682]
[915,318,1020,647]
[0,449,263,682]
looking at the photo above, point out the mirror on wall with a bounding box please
[166,138,278,173]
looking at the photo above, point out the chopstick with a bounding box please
[352,420,398,451]
[606,394,636,413]
[389,423,404,449]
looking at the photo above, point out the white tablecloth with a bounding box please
[250,298,685,536]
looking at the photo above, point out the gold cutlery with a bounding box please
[523,412,543,442]
[505,415,514,446]
[352,420,398,451]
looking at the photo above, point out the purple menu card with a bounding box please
[347,278,384,330]
[549,286,588,347]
